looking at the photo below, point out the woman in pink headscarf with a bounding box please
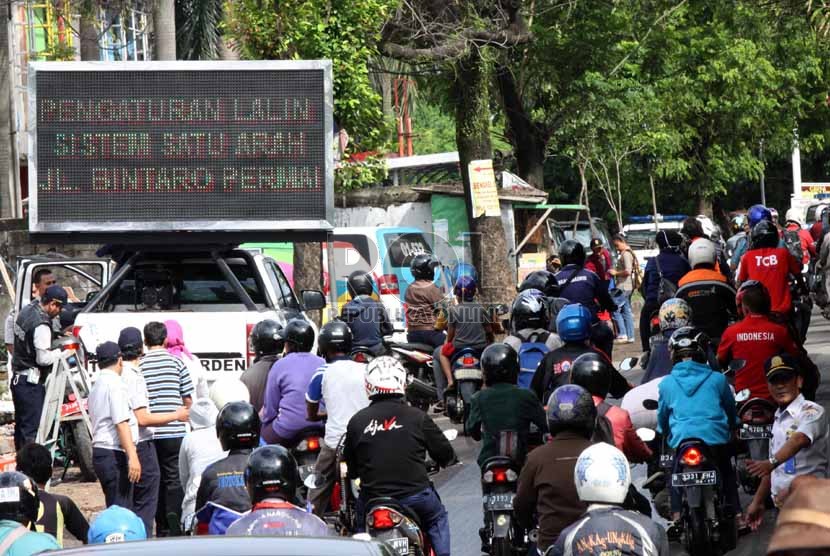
[165,320,209,399]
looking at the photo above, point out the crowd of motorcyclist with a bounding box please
[3,204,830,555]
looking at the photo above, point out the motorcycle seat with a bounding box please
[392,342,435,354]
[365,497,422,527]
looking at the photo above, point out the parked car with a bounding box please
[622,215,687,272]
[553,218,617,266]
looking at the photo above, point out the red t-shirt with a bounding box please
[717,315,799,400]
[737,247,800,314]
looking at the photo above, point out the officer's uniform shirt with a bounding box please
[89,367,137,450]
[770,393,830,503]
[121,360,154,443]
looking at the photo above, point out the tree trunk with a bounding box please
[79,16,99,61]
[454,53,513,305]
[495,65,545,188]
[219,37,239,60]
[0,8,11,219]
[293,242,323,326]
[153,0,177,60]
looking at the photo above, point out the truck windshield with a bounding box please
[625,230,658,250]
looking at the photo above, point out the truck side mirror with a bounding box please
[301,290,326,311]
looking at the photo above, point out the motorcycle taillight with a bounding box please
[353,352,368,363]
[681,447,704,467]
[297,437,321,452]
[462,357,476,366]
[483,467,518,484]
[369,508,401,529]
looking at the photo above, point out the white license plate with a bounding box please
[739,424,772,440]
[484,493,514,510]
[672,470,717,487]
[455,368,482,381]
[387,537,409,555]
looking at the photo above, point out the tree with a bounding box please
[154,0,177,60]
[175,0,224,60]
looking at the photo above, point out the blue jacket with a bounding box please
[643,251,690,304]
[657,360,735,449]
[0,520,60,555]
[340,296,394,353]
[554,266,617,318]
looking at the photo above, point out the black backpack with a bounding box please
[591,401,616,445]
[783,229,804,264]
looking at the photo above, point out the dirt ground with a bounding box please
[51,467,106,547]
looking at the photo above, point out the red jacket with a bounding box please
[585,249,612,281]
[737,247,801,314]
[595,397,652,463]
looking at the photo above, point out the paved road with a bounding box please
[432,311,830,555]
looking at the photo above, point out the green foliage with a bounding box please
[226,0,397,151]
[334,155,388,192]
[176,0,224,60]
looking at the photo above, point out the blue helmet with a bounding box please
[454,276,477,301]
[546,384,597,436]
[555,303,592,342]
[88,505,146,544]
[748,204,772,228]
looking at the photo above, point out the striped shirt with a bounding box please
[139,348,193,439]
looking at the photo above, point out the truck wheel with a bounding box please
[70,421,97,482]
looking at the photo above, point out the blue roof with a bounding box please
[627,214,687,224]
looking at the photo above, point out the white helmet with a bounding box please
[365,356,407,398]
[574,442,631,505]
[785,208,802,225]
[209,378,250,410]
[687,238,717,269]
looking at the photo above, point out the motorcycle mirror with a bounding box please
[735,389,751,403]
[443,429,458,441]
[303,474,317,490]
[636,428,656,442]
[620,357,639,372]
[642,399,659,411]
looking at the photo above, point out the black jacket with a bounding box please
[675,278,737,341]
[195,449,253,514]
[340,296,394,353]
[532,344,630,403]
[12,300,52,376]
[344,397,455,500]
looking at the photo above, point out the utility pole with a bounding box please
[760,140,766,206]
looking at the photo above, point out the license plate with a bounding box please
[739,424,772,440]
[484,493,514,511]
[672,470,717,487]
[387,537,409,555]
[659,453,673,468]
[455,368,482,381]
[298,464,315,479]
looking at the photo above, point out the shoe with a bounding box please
[433,402,445,414]
[614,336,629,344]
[626,338,636,344]
[666,521,683,541]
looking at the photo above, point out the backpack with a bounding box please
[516,331,551,389]
[591,401,616,445]
[783,228,804,264]
[626,250,644,292]
[654,255,677,305]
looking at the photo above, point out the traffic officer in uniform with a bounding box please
[11,285,68,450]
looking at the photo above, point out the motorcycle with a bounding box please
[444,347,482,429]
[290,427,324,501]
[386,339,439,412]
[350,346,376,364]
[734,389,776,495]
[480,455,524,556]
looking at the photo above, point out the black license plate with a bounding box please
[659,453,673,468]
[672,470,717,487]
[739,424,772,440]
[386,537,409,555]
[484,493,514,511]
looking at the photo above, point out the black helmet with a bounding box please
[0,471,39,525]
[216,401,261,451]
[481,343,519,385]
[318,320,352,355]
[546,384,597,437]
[251,320,284,356]
[750,219,779,249]
[559,240,586,267]
[282,319,315,353]
[569,352,611,398]
[347,271,375,298]
[245,445,300,505]
[519,270,559,297]
[511,290,548,331]
[410,254,437,281]
[669,326,709,364]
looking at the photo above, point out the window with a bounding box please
[99,3,150,61]
[26,263,104,304]
[18,0,73,61]
[266,261,299,310]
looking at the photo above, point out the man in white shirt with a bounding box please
[89,341,141,510]
[746,354,830,528]
[305,321,369,517]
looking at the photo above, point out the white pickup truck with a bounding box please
[15,247,325,382]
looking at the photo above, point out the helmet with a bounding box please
[785,208,802,225]
[736,280,771,317]
[748,204,772,228]
[574,442,631,505]
[569,352,611,398]
[245,445,300,505]
[519,270,559,297]
[658,298,692,332]
[750,219,779,249]
[347,271,375,298]
[481,343,519,385]
[453,276,477,302]
[410,254,437,281]
[546,384,597,437]
[217,400,261,451]
[209,377,250,410]
[318,320,353,355]
[669,326,709,363]
[687,238,717,268]
[555,304,592,342]
[559,240,586,267]
[365,356,407,398]
[251,319,284,356]
[88,505,147,544]
[0,472,38,526]
[511,290,548,331]
[730,214,747,234]
[283,319,315,352]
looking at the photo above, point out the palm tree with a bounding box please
[175,0,224,59]
[153,0,177,60]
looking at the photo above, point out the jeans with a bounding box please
[407,330,446,348]
[11,375,45,450]
[154,437,185,536]
[611,290,635,339]
[93,447,133,508]
[358,487,451,556]
[134,440,161,536]
[432,346,448,401]
[669,444,739,516]
[308,444,337,517]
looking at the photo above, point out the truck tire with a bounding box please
[70,421,97,482]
